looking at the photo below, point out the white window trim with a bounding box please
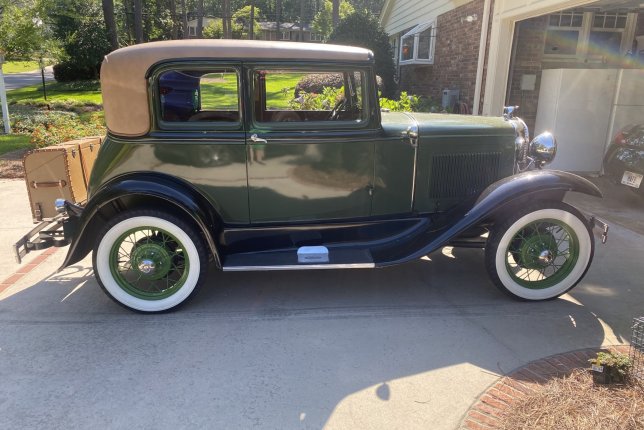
[310,32,323,42]
[399,21,436,65]
[281,31,290,40]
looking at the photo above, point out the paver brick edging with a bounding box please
[0,247,59,294]
[460,345,631,430]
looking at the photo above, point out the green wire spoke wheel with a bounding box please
[485,202,594,301]
[93,210,207,312]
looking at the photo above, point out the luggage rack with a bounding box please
[13,214,70,264]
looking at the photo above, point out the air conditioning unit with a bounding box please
[442,89,460,109]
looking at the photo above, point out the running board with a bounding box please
[222,247,374,271]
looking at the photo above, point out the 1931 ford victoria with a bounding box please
[15,40,608,312]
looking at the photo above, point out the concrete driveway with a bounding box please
[0,179,641,429]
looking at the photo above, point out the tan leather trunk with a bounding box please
[23,137,103,222]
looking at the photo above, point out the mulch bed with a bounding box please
[0,148,29,179]
[461,345,643,430]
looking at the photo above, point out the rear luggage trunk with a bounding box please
[23,137,102,222]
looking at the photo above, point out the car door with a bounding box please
[245,64,377,223]
[148,62,250,224]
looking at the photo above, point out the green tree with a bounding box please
[232,5,263,39]
[0,0,58,60]
[49,1,111,80]
[329,11,396,97]
[311,0,353,41]
[202,18,242,39]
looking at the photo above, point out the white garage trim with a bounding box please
[481,0,597,116]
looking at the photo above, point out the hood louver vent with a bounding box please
[429,152,501,199]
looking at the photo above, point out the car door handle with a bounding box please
[250,134,268,144]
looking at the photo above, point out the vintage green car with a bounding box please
[16,40,608,312]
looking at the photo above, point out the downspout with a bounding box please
[472,0,492,115]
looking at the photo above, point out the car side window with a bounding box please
[253,68,366,124]
[158,68,239,123]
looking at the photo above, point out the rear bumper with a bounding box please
[13,200,83,264]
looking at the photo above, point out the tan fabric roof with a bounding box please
[101,40,374,137]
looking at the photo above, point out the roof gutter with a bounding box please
[472,0,492,115]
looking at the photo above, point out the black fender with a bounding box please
[374,170,601,266]
[60,172,222,270]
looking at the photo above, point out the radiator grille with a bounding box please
[428,152,501,199]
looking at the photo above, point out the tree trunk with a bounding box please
[332,0,339,28]
[168,0,178,39]
[300,0,305,42]
[134,0,143,43]
[249,1,255,40]
[180,0,188,38]
[102,0,119,50]
[223,0,231,38]
[196,0,204,38]
[275,0,281,41]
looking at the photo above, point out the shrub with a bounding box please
[295,73,383,97]
[288,87,344,111]
[0,107,105,148]
[53,5,111,82]
[379,92,440,113]
[329,12,397,97]
[30,111,105,148]
[53,62,100,82]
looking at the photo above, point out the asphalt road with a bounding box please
[0,179,641,429]
[2,66,54,91]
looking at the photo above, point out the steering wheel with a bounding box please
[328,98,347,120]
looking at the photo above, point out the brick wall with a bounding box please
[506,16,548,133]
[398,0,484,112]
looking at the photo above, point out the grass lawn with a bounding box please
[200,72,302,110]
[0,134,32,156]
[7,80,102,106]
[2,61,41,74]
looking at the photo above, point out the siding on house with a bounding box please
[381,0,472,35]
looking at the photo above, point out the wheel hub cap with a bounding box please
[131,243,172,280]
[519,234,558,269]
[538,249,554,265]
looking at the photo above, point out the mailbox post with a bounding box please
[0,53,11,134]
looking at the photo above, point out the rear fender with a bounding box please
[60,172,222,269]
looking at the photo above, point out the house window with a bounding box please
[189,26,196,37]
[544,10,636,60]
[544,10,584,56]
[281,31,290,40]
[399,21,435,64]
[588,12,628,57]
[310,32,322,42]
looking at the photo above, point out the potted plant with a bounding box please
[588,351,632,384]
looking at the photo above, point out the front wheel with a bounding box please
[93,210,208,312]
[485,202,594,301]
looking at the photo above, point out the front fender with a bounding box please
[60,172,222,270]
[375,170,601,266]
[471,169,601,217]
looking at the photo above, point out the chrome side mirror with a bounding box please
[529,132,557,165]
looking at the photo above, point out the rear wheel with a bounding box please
[485,202,593,300]
[93,210,208,312]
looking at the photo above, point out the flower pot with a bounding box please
[591,364,626,385]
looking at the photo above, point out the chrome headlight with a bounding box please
[529,132,557,165]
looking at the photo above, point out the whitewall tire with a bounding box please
[93,210,207,312]
[485,202,593,301]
